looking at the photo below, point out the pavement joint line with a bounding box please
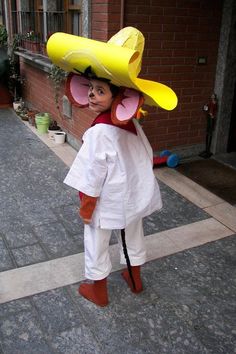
[0,217,233,304]
[203,202,236,232]
[203,203,236,232]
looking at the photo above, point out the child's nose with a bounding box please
[89,91,95,98]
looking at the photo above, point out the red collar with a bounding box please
[91,111,137,135]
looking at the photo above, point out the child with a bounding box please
[47,26,177,307]
[63,77,162,306]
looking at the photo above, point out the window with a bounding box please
[0,0,4,25]
[10,0,86,51]
[68,0,82,35]
[11,0,19,35]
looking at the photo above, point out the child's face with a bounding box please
[88,79,114,113]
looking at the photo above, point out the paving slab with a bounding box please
[31,288,84,335]
[33,222,82,258]
[0,311,55,354]
[50,326,104,354]
[3,229,38,248]
[0,238,14,272]
[11,244,48,267]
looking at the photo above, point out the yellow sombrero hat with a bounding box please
[47,26,177,111]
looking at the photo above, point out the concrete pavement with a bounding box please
[0,108,235,354]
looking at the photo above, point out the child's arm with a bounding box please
[79,194,98,224]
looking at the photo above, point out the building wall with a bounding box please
[20,0,223,155]
[20,59,96,141]
[91,0,109,41]
[124,0,222,151]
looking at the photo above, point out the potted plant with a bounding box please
[13,98,24,111]
[54,131,66,144]
[8,34,25,107]
[21,30,40,53]
[35,112,51,134]
[0,25,8,47]
[40,41,47,56]
[48,119,61,139]
[27,109,38,126]
[16,106,29,120]
[48,64,66,109]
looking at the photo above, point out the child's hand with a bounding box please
[83,219,91,224]
[79,194,98,224]
[78,213,92,225]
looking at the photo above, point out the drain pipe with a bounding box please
[120,0,124,29]
[3,0,10,37]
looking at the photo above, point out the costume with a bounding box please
[64,111,162,229]
[47,26,178,306]
[64,110,162,279]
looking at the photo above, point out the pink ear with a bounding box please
[111,88,144,125]
[66,73,89,107]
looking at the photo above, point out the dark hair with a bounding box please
[82,66,120,97]
[109,83,120,97]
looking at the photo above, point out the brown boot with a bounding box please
[78,278,109,307]
[121,266,143,293]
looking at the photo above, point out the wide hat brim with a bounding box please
[47,27,178,111]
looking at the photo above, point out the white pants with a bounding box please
[84,219,146,280]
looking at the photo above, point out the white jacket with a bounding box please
[64,119,162,229]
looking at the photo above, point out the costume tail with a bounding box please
[121,228,136,291]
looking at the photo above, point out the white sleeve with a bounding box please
[63,126,108,197]
[133,119,153,162]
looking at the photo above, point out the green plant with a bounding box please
[48,64,66,109]
[8,34,25,100]
[49,120,61,130]
[0,25,8,47]
[25,30,40,42]
[16,105,28,120]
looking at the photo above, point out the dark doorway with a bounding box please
[228,81,236,152]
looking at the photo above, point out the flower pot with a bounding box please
[20,113,28,121]
[54,131,66,144]
[27,110,37,126]
[13,101,23,110]
[48,124,61,140]
[40,43,47,56]
[48,129,61,140]
[22,40,40,53]
[48,129,56,140]
[35,112,51,134]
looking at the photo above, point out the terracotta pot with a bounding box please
[27,110,37,126]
